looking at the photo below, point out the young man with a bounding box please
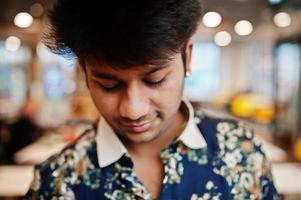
[26,0,279,199]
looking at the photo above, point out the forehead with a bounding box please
[84,53,181,75]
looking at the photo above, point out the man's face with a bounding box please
[84,52,188,145]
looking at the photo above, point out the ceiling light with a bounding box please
[273,12,291,28]
[202,12,222,28]
[234,20,253,36]
[5,36,21,52]
[14,12,33,28]
[214,31,232,47]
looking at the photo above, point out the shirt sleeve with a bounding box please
[24,129,99,199]
[24,164,55,199]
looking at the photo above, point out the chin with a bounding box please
[125,130,161,144]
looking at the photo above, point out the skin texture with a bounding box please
[82,42,193,198]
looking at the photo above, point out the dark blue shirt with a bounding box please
[26,113,279,200]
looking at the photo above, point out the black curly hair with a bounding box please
[45,0,202,68]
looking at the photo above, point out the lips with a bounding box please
[121,121,152,134]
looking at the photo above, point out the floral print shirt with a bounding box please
[26,101,279,200]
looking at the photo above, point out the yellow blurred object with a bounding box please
[253,107,275,123]
[231,94,258,118]
[293,138,301,161]
[230,93,275,123]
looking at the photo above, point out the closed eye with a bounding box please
[92,78,122,92]
[144,77,166,87]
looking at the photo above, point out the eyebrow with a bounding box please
[91,62,169,80]
[91,72,119,80]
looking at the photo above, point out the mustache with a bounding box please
[118,112,161,125]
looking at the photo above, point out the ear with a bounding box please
[185,40,193,76]
[78,58,90,89]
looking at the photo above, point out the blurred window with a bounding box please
[37,42,76,125]
[184,42,221,102]
[275,42,301,139]
[276,43,300,103]
[0,40,31,118]
[37,42,76,100]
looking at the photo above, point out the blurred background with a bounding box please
[0,0,301,199]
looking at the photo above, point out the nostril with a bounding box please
[119,99,150,121]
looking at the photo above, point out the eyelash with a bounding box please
[144,77,166,87]
[95,77,166,92]
[96,82,121,92]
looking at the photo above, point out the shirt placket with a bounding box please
[159,142,185,199]
[115,154,154,200]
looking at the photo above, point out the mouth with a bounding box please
[121,121,153,134]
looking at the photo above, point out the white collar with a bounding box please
[96,98,207,168]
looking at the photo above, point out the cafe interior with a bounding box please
[0,0,301,199]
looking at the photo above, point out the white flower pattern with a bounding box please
[214,121,278,200]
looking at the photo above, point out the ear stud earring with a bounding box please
[185,71,191,77]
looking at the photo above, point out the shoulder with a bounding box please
[196,112,262,155]
[198,114,278,199]
[200,115,266,168]
[26,126,101,199]
[38,125,98,174]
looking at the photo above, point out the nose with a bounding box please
[118,83,150,121]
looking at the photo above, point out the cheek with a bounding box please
[151,74,184,113]
[88,85,118,117]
